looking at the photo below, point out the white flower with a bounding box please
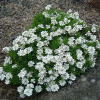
[0,67,3,73]
[18,71,26,78]
[48,70,53,75]
[35,62,44,70]
[38,67,46,73]
[55,28,63,36]
[77,55,84,61]
[67,9,72,14]
[54,63,62,70]
[75,37,82,45]
[59,21,65,26]
[26,38,35,44]
[22,78,29,85]
[90,35,96,41]
[69,59,76,65]
[76,49,83,55]
[37,48,43,54]
[27,72,33,78]
[64,18,70,24]
[35,85,42,93]
[50,32,55,37]
[26,83,34,89]
[22,31,29,37]
[38,24,44,28]
[44,13,50,18]
[85,31,92,36]
[76,62,83,69]
[31,78,35,83]
[3,56,12,66]
[96,42,100,49]
[25,47,33,54]
[38,79,44,84]
[68,37,75,46]
[81,67,87,72]
[36,54,42,60]
[53,71,59,77]
[2,47,11,53]
[20,45,25,49]
[59,44,69,52]
[63,52,72,62]
[61,73,69,80]
[44,77,50,83]
[52,26,57,30]
[12,64,17,68]
[70,73,76,81]
[68,81,73,85]
[46,25,50,29]
[17,49,26,56]
[19,37,27,45]
[51,19,58,25]
[58,67,66,74]
[19,92,26,98]
[6,72,13,79]
[17,86,24,93]
[91,62,95,68]
[48,80,56,86]
[88,46,95,54]
[38,72,45,79]
[41,31,48,38]
[12,44,19,51]
[24,89,33,96]
[81,44,88,50]
[73,12,79,19]
[45,48,52,54]
[63,63,69,70]
[64,26,71,32]
[49,75,57,80]
[42,56,50,64]
[46,86,51,92]
[18,68,27,78]
[37,41,44,47]
[5,79,10,84]
[28,61,34,67]
[91,26,96,33]
[59,80,66,86]
[51,84,59,92]
[0,74,5,81]
[29,27,37,33]
[43,40,50,46]
[45,4,52,10]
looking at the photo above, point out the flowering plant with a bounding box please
[1,4,100,98]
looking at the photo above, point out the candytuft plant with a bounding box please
[1,4,100,98]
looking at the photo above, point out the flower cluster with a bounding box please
[1,5,100,98]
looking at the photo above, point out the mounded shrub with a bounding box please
[1,5,100,98]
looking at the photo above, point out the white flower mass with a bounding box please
[1,4,100,98]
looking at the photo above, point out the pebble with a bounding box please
[91,79,95,83]
[81,77,87,82]
[82,96,89,100]
[81,75,87,82]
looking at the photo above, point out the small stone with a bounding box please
[81,77,87,82]
[91,79,95,83]
[81,75,87,82]
[82,96,89,100]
